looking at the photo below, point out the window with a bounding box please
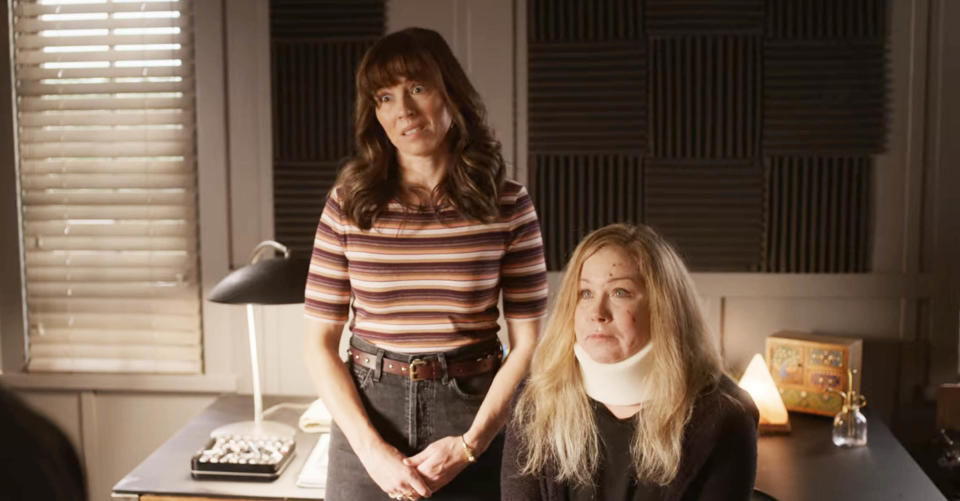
[11,0,201,373]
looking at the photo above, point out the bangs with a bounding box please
[358,40,442,98]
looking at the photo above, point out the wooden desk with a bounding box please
[114,396,945,501]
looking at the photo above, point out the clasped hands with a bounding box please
[361,435,475,500]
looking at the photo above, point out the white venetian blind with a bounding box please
[12,0,202,373]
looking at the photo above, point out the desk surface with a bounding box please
[755,412,945,501]
[113,395,323,500]
[115,395,945,501]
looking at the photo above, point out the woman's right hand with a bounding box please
[303,321,431,499]
[357,440,433,499]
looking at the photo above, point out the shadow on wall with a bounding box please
[862,338,926,425]
[0,383,87,501]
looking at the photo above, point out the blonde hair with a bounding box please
[513,223,722,486]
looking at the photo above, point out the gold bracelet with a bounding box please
[459,434,476,463]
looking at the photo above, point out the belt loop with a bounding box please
[437,352,450,384]
[373,348,385,382]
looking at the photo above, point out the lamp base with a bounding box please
[210,420,296,439]
[758,420,792,435]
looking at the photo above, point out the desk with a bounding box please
[114,396,945,501]
[112,395,322,500]
[755,412,945,501]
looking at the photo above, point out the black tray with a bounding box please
[190,436,296,481]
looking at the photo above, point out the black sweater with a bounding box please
[501,375,759,501]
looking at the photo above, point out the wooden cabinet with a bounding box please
[766,331,863,416]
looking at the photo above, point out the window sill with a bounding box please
[0,372,238,394]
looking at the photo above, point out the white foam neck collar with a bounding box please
[574,342,654,406]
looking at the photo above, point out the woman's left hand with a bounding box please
[406,319,540,493]
[404,436,472,491]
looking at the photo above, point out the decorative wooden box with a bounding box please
[765,331,863,416]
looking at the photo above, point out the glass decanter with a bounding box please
[832,368,868,447]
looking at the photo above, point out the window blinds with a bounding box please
[12,0,201,373]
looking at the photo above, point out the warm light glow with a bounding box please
[738,353,790,431]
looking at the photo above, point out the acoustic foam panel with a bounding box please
[529,41,646,154]
[646,0,765,35]
[766,0,887,40]
[644,160,765,271]
[764,156,871,272]
[270,0,383,39]
[531,154,643,270]
[763,40,887,154]
[528,0,642,42]
[270,0,383,255]
[649,35,761,158]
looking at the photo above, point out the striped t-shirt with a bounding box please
[304,180,548,352]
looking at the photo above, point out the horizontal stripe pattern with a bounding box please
[305,180,548,351]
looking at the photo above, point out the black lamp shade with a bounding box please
[207,257,311,305]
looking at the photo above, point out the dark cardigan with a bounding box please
[501,375,759,501]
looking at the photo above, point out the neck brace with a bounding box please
[574,342,654,406]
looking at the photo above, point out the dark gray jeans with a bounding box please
[325,336,505,500]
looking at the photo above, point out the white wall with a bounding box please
[15,391,216,501]
[5,1,960,500]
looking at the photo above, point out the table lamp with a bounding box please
[207,240,310,439]
[738,353,791,433]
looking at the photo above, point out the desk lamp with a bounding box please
[739,353,791,433]
[207,240,310,439]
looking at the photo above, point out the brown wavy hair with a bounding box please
[334,27,506,229]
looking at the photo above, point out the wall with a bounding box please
[3,1,959,500]
[387,0,960,418]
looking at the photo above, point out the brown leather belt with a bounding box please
[348,346,501,381]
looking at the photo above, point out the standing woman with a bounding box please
[503,224,758,500]
[303,28,547,500]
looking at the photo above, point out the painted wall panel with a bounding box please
[925,0,960,385]
[86,393,215,501]
[722,296,909,421]
[16,391,82,457]
[722,297,902,372]
[263,304,314,396]
[225,0,274,268]
[461,1,516,168]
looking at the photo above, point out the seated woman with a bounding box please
[502,223,758,500]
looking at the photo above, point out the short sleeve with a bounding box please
[304,189,351,323]
[500,183,548,320]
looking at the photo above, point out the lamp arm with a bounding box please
[248,240,290,264]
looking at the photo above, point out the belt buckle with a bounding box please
[409,359,427,381]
